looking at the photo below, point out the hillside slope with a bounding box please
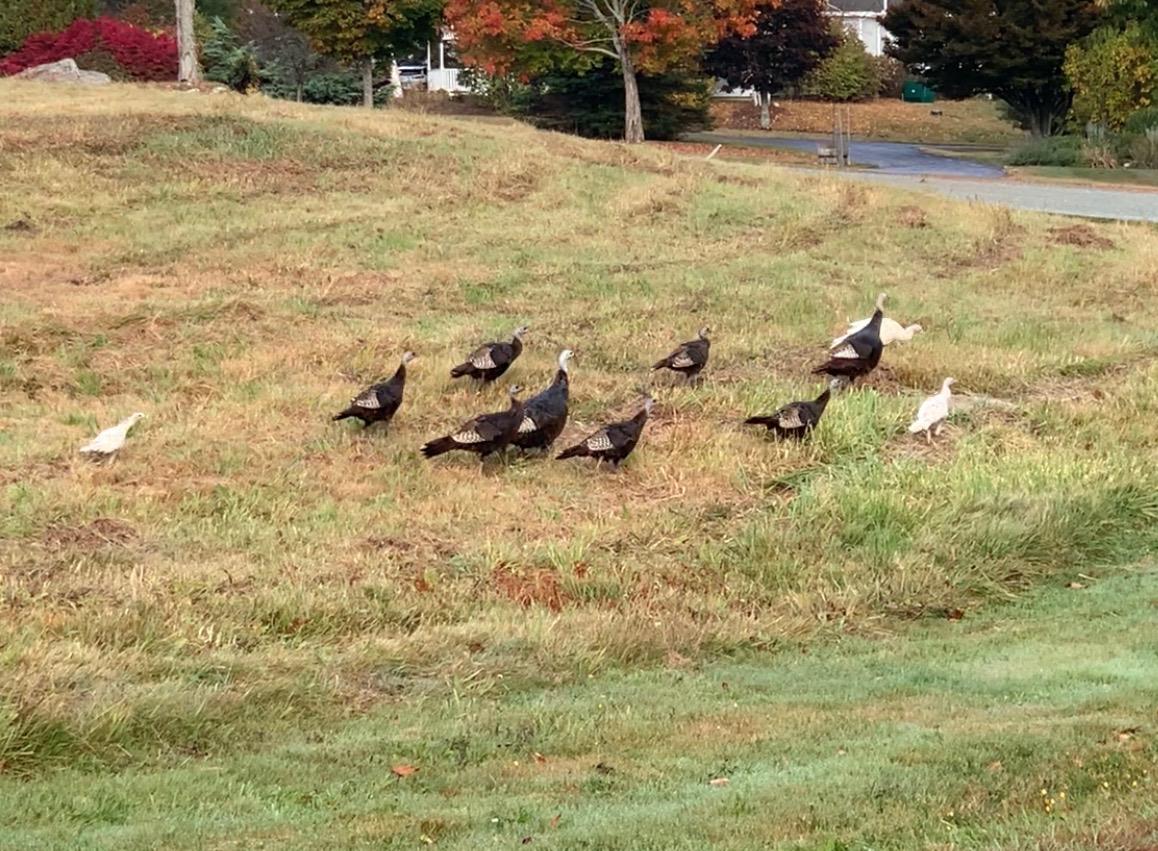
[1,83,1156,839]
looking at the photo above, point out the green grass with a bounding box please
[1,81,1157,847]
[2,568,1155,849]
[1010,166,1158,188]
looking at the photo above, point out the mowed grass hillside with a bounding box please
[1,82,1157,847]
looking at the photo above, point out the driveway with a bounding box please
[687,132,1158,223]
[687,132,1007,178]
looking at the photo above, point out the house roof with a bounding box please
[826,0,886,13]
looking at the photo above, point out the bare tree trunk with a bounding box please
[175,0,200,85]
[619,49,644,144]
[759,92,772,130]
[362,58,374,109]
[295,80,303,102]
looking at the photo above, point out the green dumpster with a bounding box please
[902,81,936,103]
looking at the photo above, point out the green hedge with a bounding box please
[1006,136,1085,167]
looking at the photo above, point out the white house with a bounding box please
[827,0,892,57]
[394,30,470,95]
[714,0,892,99]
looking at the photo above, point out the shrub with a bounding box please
[804,25,880,102]
[1064,23,1158,130]
[1128,127,1158,167]
[875,56,906,99]
[0,17,176,80]
[1006,135,1084,167]
[1123,105,1158,136]
[471,61,712,141]
[201,16,262,93]
[0,0,94,55]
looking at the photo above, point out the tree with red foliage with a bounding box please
[706,0,836,129]
[0,17,176,80]
[446,0,762,143]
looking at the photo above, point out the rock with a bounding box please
[15,58,111,85]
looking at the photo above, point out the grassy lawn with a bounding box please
[710,98,1025,146]
[1,81,1157,848]
[1009,166,1158,189]
[3,569,1156,849]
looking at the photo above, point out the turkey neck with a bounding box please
[392,361,407,384]
[510,336,523,357]
[814,388,832,411]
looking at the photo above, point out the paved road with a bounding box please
[687,132,1158,223]
[689,132,1007,178]
[837,172,1158,223]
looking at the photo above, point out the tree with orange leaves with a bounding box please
[446,0,761,143]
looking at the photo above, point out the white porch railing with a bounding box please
[428,68,468,93]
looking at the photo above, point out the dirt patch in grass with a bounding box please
[41,518,138,550]
[492,565,569,612]
[896,205,929,229]
[1049,224,1116,250]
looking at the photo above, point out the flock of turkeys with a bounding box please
[77,293,953,463]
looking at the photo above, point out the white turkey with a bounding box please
[832,317,922,349]
[79,412,145,461]
[908,377,955,441]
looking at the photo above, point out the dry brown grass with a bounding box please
[711,97,1025,145]
[1,81,1156,772]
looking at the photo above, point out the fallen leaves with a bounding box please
[391,763,418,778]
[709,777,730,787]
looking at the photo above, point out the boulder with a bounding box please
[16,58,111,85]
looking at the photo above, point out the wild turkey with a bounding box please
[832,317,922,349]
[557,396,654,468]
[512,349,573,452]
[652,327,710,383]
[450,325,527,383]
[812,293,887,382]
[908,377,955,442]
[745,380,841,440]
[79,412,145,461]
[332,351,415,430]
[421,385,525,460]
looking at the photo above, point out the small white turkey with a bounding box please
[79,412,145,461]
[831,317,922,349]
[908,378,955,442]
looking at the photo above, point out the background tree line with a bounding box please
[2,0,1156,154]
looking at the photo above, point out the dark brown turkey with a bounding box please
[332,351,416,431]
[557,396,654,468]
[512,349,573,452]
[744,379,841,440]
[421,385,525,460]
[450,325,527,383]
[652,327,710,383]
[812,294,886,382]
